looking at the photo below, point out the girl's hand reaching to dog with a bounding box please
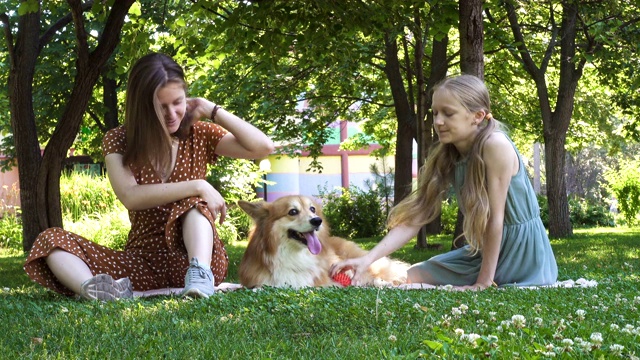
[330,256,373,286]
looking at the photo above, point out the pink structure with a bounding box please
[0,154,20,216]
[256,121,418,202]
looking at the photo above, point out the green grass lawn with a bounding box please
[1,228,639,359]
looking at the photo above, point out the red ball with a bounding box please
[332,272,352,287]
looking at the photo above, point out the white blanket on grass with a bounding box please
[133,278,597,297]
[397,278,598,290]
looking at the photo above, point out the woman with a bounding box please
[24,53,274,300]
[331,74,557,290]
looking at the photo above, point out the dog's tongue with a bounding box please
[303,231,322,255]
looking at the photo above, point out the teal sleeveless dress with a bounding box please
[409,138,558,286]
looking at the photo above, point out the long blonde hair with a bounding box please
[388,74,505,254]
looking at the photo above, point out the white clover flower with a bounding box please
[388,335,397,342]
[590,332,603,346]
[473,309,480,315]
[575,309,586,321]
[219,316,229,323]
[441,314,452,327]
[634,296,640,304]
[553,332,564,340]
[512,314,526,329]
[442,284,453,291]
[546,343,555,351]
[487,335,498,342]
[489,311,497,321]
[413,303,421,310]
[533,303,542,312]
[455,328,465,337]
[508,332,516,337]
[562,338,574,350]
[501,320,511,328]
[534,317,543,326]
[464,333,481,346]
[579,341,593,352]
[497,325,504,333]
[610,324,620,331]
[459,304,469,313]
[622,324,635,334]
[542,351,556,357]
[556,319,567,331]
[477,319,485,326]
[610,344,624,356]
[451,307,462,316]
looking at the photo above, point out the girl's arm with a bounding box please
[457,132,518,290]
[188,98,274,160]
[330,224,421,285]
[105,153,225,218]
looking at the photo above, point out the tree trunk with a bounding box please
[102,65,121,131]
[12,0,136,251]
[545,1,582,238]
[459,0,485,78]
[416,34,449,248]
[382,33,416,205]
[544,131,572,237]
[452,0,484,246]
[5,8,43,252]
[500,1,583,239]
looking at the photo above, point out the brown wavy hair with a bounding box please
[122,53,196,173]
[388,74,506,254]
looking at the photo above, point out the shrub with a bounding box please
[568,196,614,228]
[537,195,549,228]
[604,158,640,226]
[440,198,458,235]
[0,209,22,250]
[536,194,614,228]
[317,185,387,239]
[60,171,119,221]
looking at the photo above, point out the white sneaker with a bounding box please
[181,258,215,298]
[80,274,133,301]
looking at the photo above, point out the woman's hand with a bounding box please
[186,98,216,121]
[330,256,373,286]
[450,282,493,291]
[196,179,227,224]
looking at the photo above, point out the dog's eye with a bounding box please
[288,209,299,216]
[310,206,316,213]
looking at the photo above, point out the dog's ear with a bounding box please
[237,200,269,220]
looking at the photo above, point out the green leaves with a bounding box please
[17,0,38,15]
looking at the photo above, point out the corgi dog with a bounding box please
[237,195,409,288]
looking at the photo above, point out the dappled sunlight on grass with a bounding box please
[1,227,639,358]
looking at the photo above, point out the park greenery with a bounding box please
[1,1,640,251]
[1,1,640,356]
[0,172,638,358]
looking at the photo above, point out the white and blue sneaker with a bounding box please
[80,274,133,301]
[181,258,215,298]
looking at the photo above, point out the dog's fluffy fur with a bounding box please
[238,195,409,288]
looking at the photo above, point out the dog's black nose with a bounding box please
[310,217,322,227]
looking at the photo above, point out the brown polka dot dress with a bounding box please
[24,122,229,296]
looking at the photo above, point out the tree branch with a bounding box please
[0,13,14,68]
[40,1,94,53]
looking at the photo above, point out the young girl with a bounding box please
[24,53,274,300]
[331,74,557,290]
